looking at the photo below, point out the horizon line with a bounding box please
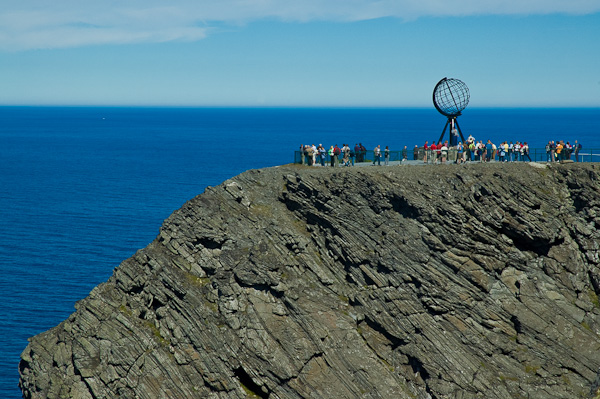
[1,104,599,110]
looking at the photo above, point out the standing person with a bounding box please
[556,141,564,161]
[402,146,408,161]
[545,141,552,162]
[522,142,532,162]
[328,145,335,167]
[373,145,381,165]
[550,140,556,162]
[440,142,448,163]
[306,145,314,166]
[354,143,361,163]
[508,141,514,162]
[468,141,475,162]
[342,143,350,166]
[430,141,437,164]
[334,144,342,166]
[513,142,521,161]
[498,142,506,162]
[479,141,485,162]
[574,140,582,162]
[319,145,326,166]
[413,145,419,160]
[464,141,471,162]
[360,143,367,163]
[485,140,493,162]
[423,141,429,163]
[384,146,390,166]
[466,134,475,153]
[342,149,350,166]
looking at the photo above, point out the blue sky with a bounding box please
[1,1,599,107]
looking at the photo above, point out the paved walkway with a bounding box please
[314,159,566,167]
[321,159,448,167]
[353,160,424,167]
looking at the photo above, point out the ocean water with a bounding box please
[1,106,599,398]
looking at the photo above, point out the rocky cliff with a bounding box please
[19,163,600,399]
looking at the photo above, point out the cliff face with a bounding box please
[19,163,600,399]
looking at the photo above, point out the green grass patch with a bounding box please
[119,304,133,316]
[581,321,593,332]
[239,382,262,398]
[144,320,171,347]
[524,364,540,375]
[498,373,519,382]
[184,272,211,288]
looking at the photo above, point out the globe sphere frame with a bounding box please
[433,77,470,117]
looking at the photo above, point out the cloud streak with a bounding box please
[2,0,599,50]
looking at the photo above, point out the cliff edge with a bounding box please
[20,163,600,399]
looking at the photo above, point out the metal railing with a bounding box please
[294,148,599,165]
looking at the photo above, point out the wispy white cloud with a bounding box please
[1,0,599,50]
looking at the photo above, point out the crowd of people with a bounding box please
[421,136,538,163]
[300,143,412,167]
[300,143,404,167]
[543,140,583,162]
[421,136,583,164]
[300,136,584,166]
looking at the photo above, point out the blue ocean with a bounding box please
[1,106,599,398]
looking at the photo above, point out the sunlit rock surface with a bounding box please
[20,163,600,399]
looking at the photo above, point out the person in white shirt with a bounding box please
[373,145,381,166]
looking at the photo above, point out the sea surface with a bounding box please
[1,106,599,398]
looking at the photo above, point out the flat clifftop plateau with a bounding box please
[20,163,600,399]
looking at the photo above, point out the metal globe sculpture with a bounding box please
[432,77,470,146]
[433,78,470,117]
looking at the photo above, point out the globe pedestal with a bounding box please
[439,116,466,147]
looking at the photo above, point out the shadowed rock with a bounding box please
[19,163,600,399]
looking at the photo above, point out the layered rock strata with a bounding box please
[20,163,600,399]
